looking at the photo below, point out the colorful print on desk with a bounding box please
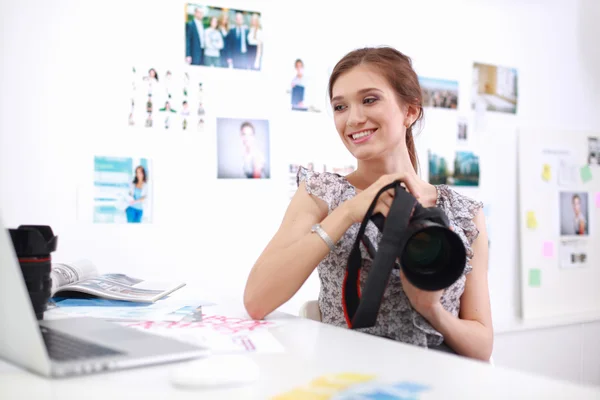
[471,62,518,114]
[93,156,153,224]
[271,372,431,400]
[185,4,263,71]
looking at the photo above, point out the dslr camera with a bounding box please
[9,225,58,320]
[343,181,467,329]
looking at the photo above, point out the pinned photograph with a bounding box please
[560,192,589,236]
[419,77,458,109]
[457,117,468,141]
[588,137,600,165]
[217,118,270,179]
[93,156,153,224]
[129,66,204,131]
[288,58,323,112]
[185,4,263,71]
[471,62,518,114]
[559,239,588,269]
[428,150,480,186]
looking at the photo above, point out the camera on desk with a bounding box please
[8,225,58,320]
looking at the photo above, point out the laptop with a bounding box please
[0,215,209,378]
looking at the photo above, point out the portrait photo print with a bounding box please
[217,117,270,179]
[559,191,589,236]
[185,4,263,71]
[93,156,153,224]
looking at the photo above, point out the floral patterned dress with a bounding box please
[297,166,483,349]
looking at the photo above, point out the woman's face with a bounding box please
[330,64,410,161]
[136,167,144,181]
[149,69,156,78]
[210,17,218,28]
[573,197,581,214]
[241,126,256,148]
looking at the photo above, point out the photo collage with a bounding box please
[111,2,523,222]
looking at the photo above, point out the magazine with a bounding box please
[50,259,185,303]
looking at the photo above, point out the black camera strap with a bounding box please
[343,181,418,329]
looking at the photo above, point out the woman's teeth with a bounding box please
[352,130,375,140]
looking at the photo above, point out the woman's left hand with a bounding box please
[399,269,444,318]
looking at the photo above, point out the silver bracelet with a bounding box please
[311,224,336,251]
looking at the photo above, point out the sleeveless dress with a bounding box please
[296,166,483,349]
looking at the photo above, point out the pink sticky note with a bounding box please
[596,192,600,208]
[543,241,554,258]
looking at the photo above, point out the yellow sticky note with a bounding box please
[526,211,537,229]
[542,164,551,181]
[271,373,376,400]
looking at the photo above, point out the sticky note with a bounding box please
[529,269,541,287]
[526,211,537,229]
[581,165,593,183]
[541,164,551,182]
[595,192,600,208]
[543,241,554,257]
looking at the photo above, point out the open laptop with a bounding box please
[0,215,209,378]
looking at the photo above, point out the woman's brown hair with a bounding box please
[328,47,424,173]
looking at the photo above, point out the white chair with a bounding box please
[298,300,494,365]
[298,300,321,321]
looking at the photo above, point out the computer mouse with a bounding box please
[169,355,260,389]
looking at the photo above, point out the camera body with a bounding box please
[8,225,58,320]
[343,181,467,329]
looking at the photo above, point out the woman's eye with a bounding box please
[333,104,345,112]
[364,97,377,104]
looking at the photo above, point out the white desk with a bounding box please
[1,300,599,399]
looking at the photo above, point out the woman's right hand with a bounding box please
[343,172,424,224]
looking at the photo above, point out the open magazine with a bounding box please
[50,259,185,303]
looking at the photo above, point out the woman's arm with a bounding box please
[244,182,355,320]
[407,208,493,361]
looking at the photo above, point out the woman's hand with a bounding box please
[399,268,444,319]
[343,172,425,224]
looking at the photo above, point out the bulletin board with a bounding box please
[518,129,600,321]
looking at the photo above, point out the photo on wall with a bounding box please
[428,149,480,186]
[559,191,589,236]
[129,66,205,132]
[217,117,270,179]
[418,77,458,109]
[288,58,323,113]
[185,4,263,71]
[588,136,600,165]
[457,117,468,142]
[93,156,153,224]
[559,238,589,269]
[471,62,518,114]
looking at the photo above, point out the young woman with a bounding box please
[126,166,148,223]
[204,16,224,67]
[243,47,493,361]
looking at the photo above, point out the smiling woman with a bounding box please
[243,46,493,362]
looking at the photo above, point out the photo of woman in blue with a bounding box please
[126,166,149,223]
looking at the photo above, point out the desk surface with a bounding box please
[1,299,599,399]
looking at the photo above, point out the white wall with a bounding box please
[1,0,599,387]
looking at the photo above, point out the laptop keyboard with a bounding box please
[40,326,124,362]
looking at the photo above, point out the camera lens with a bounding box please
[401,225,466,291]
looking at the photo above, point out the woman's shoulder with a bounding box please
[296,166,351,211]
